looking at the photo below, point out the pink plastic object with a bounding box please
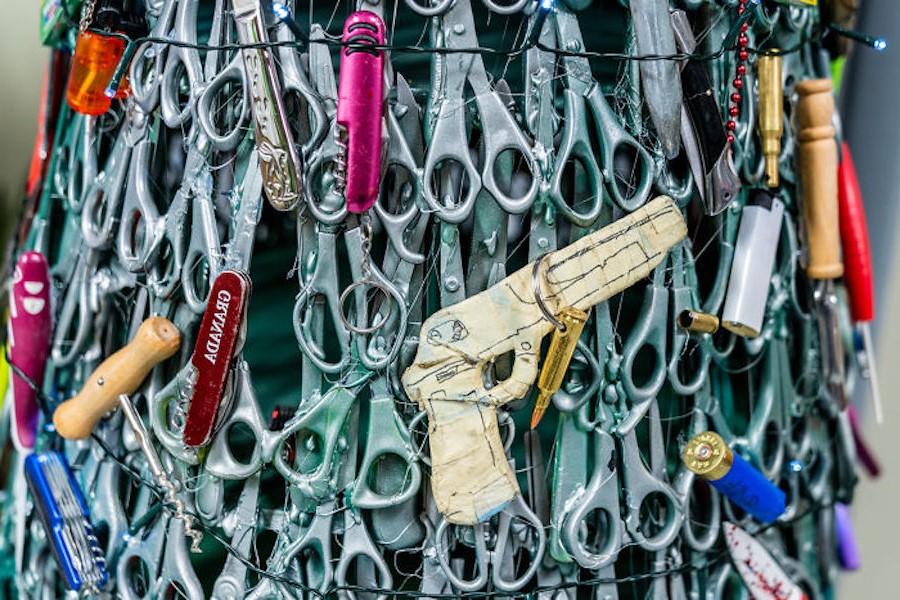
[8,252,52,450]
[337,11,386,213]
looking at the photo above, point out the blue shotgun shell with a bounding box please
[682,431,786,523]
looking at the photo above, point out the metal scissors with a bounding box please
[618,243,712,431]
[272,381,362,500]
[211,474,260,599]
[673,404,721,553]
[418,0,538,223]
[552,8,657,213]
[80,103,150,251]
[434,467,546,592]
[129,0,179,116]
[157,0,206,130]
[374,74,429,267]
[335,507,394,599]
[350,378,421,510]
[292,225,406,374]
[558,426,622,569]
[116,490,167,600]
[618,400,683,551]
[193,0,251,153]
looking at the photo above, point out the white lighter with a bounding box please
[721,191,785,337]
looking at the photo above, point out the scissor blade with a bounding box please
[724,522,807,600]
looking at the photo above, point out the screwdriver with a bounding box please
[838,141,883,423]
[795,79,845,409]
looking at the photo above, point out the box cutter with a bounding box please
[183,270,251,447]
[671,10,741,215]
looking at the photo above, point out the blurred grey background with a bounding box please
[0,1,897,597]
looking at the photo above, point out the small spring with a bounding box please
[333,126,349,196]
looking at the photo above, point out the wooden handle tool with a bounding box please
[53,317,181,439]
[795,78,843,279]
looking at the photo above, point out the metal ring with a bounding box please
[338,279,395,335]
[531,254,565,330]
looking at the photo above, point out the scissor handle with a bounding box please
[271,386,358,500]
[559,428,622,569]
[667,302,711,397]
[273,23,330,157]
[118,139,165,273]
[581,85,655,211]
[130,42,167,115]
[303,135,351,226]
[403,0,455,17]
[549,90,605,228]
[51,252,94,367]
[180,188,222,315]
[159,517,205,599]
[619,429,683,551]
[492,494,547,592]
[422,96,481,224]
[195,59,251,153]
[81,135,133,250]
[619,267,669,429]
[480,0,530,15]
[351,394,422,510]
[159,0,204,129]
[376,112,427,264]
[335,511,394,599]
[675,469,721,552]
[203,371,278,481]
[115,513,167,600]
[551,339,601,416]
[434,521,490,592]
[475,91,539,216]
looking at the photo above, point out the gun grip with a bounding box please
[425,398,518,525]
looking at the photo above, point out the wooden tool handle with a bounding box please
[795,78,843,280]
[53,317,181,439]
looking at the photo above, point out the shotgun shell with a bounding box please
[683,431,786,523]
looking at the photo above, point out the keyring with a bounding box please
[531,253,566,331]
[338,279,395,335]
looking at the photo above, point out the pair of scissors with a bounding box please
[292,224,406,374]
[434,467,546,592]
[416,0,538,224]
[350,377,422,510]
[618,400,684,551]
[80,102,151,252]
[551,8,657,213]
[618,241,712,432]
[211,474,260,599]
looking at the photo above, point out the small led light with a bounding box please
[789,460,803,473]
[539,0,554,10]
[272,2,289,20]
[874,38,888,52]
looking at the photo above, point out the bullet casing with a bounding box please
[531,306,589,428]
[758,53,784,188]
